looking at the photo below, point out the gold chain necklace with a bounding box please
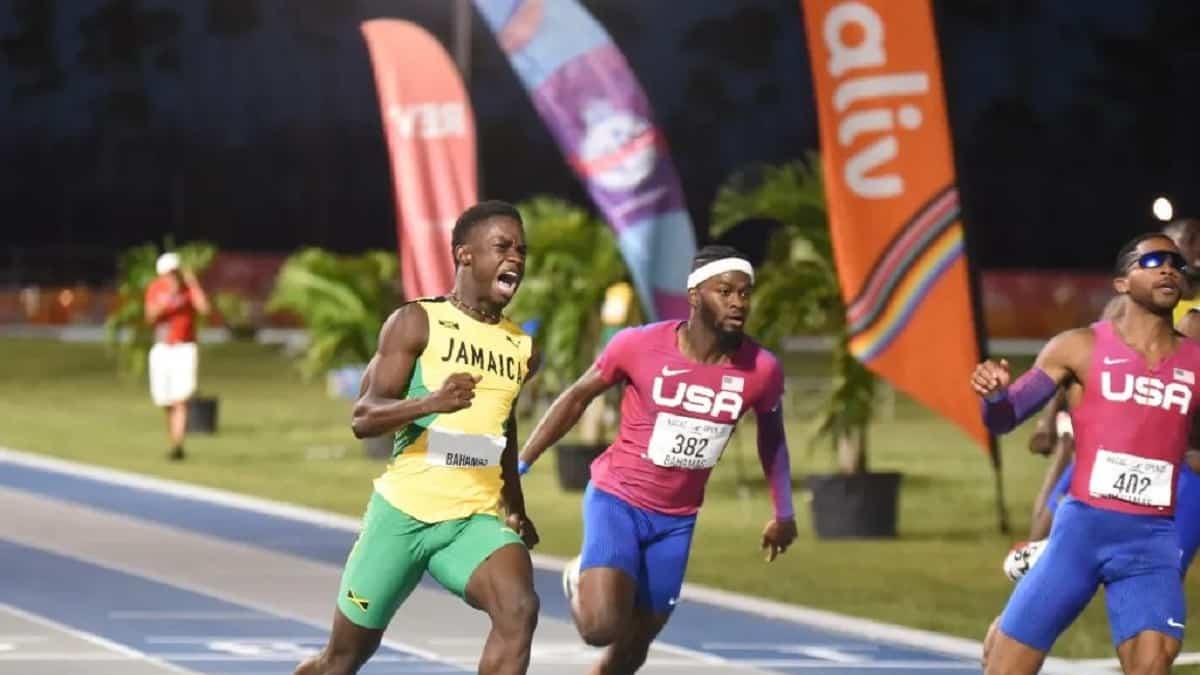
[448,293,500,323]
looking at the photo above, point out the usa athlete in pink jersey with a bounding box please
[974,233,1200,675]
[518,245,796,674]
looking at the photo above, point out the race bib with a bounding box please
[645,412,733,470]
[1088,449,1174,507]
[425,427,505,468]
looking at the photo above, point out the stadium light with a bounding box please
[1153,196,1174,222]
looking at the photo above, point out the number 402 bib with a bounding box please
[645,412,734,470]
[1088,449,1174,508]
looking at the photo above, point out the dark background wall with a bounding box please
[2,0,1198,283]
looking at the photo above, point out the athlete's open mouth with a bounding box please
[496,270,522,294]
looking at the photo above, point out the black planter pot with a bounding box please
[185,396,219,434]
[555,443,607,491]
[806,471,902,539]
[363,435,394,460]
[229,325,258,342]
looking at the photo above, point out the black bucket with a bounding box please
[555,443,607,491]
[185,396,219,434]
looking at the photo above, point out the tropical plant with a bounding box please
[104,240,217,377]
[711,153,877,474]
[266,248,399,380]
[506,196,640,440]
[213,290,257,341]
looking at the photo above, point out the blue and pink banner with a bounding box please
[473,0,696,321]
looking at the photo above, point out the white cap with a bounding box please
[156,252,181,276]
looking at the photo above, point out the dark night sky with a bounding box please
[3,0,1200,284]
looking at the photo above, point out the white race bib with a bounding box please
[645,412,733,470]
[425,427,505,468]
[1088,449,1174,507]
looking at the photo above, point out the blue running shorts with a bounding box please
[1052,462,1200,575]
[579,482,696,613]
[1001,498,1184,651]
[1046,463,1074,516]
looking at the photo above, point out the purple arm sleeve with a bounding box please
[982,368,1059,434]
[756,405,794,520]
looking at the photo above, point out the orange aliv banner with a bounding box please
[799,1,989,450]
[362,20,477,300]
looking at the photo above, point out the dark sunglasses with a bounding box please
[1133,250,1189,273]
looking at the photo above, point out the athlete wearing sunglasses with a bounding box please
[1002,227,1200,669]
[976,232,1200,675]
[1129,249,1189,274]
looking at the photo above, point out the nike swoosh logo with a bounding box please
[661,366,690,377]
[1103,357,1129,365]
[1169,618,1185,628]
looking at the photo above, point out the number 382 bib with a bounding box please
[645,412,734,470]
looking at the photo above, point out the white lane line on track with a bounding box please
[0,603,202,674]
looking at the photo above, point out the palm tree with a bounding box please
[710,154,877,474]
[266,248,399,381]
[506,196,640,444]
[507,196,638,394]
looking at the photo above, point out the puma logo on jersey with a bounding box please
[438,320,460,330]
[1101,371,1191,414]
[652,377,743,420]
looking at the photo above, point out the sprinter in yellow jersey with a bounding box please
[295,201,540,675]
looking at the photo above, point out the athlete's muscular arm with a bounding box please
[1188,391,1200,471]
[519,365,613,470]
[500,409,529,519]
[501,411,541,548]
[350,304,480,439]
[500,349,540,547]
[1027,389,1067,455]
[1029,435,1074,540]
[756,405,798,562]
[972,328,1092,434]
[756,406,794,520]
[1176,310,1200,468]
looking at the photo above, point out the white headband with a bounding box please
[687,258,755,289]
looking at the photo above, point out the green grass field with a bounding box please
[2,336,1199,662]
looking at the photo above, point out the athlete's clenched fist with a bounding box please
[971,359,1011,399]
[428,372,482,413]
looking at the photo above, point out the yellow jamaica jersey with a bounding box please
[373,298,532,523]
[1176,296,1200,325]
